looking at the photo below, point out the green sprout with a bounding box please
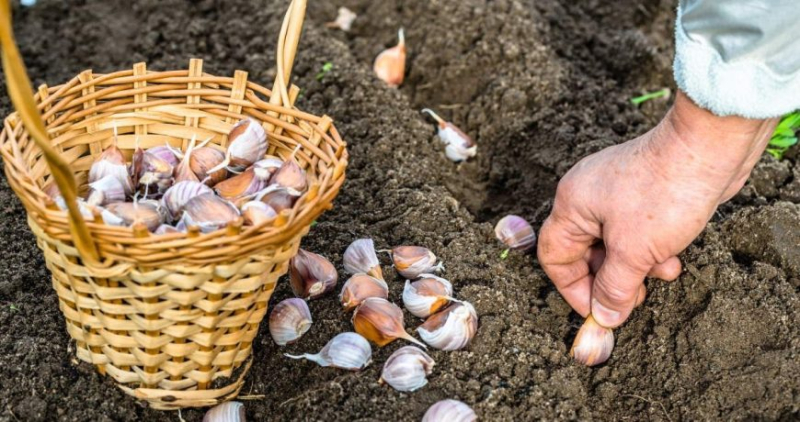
[500,249,510,260]
[766,112,800,160]
[310,220,318,228]
[316,62,334,81]
[9,304,19,312]
[630,88,671,105]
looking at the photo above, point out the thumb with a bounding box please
[591,252,648,328]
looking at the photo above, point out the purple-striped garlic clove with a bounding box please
[241,201,277,226]
[269,298,313,346]
[340,274,389,311]
[290,249,338,300]
[402,275,453,318]
[494,215,536,251]
[343,238,383,280]
[353,298,425,348]
[203,401,246,422]
[422,109,477,162]
[285,332,372,371]
[162,180,214,221]
[379,346,434,392]
[570,314,614,367]
[417,301,478,351]
[180,193,240,233]
[422,400,476,422]
[86,175,127,207]
[390,246,443,279]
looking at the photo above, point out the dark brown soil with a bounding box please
[1,0,799,421]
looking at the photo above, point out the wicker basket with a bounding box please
[0,0,347,409]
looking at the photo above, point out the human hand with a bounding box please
[537,91,778,328]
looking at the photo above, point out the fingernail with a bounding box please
[592,298,621,328]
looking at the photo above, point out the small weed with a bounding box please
[9,304,19,312]
[767,112,799,160]
[500,249,510,260]
[316,62,334,81]
[630,88,670,105]
[310,220,318,228]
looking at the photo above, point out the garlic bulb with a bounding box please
[86,175,126,206]
[203,401,245,422]
[214,167,268,201]
[390,246,443,279]
[190,147,228,186]
[270,151,308,193]
[89,145,133,195]
[402,275,453,318]
[290,249,338,300]
[494,215,536,251]
[422,400,476,422]
[254,185,300,213]
[417,301,478,351]
[374,29,406,87]
[225,118,268,171]
[340,274,389,311]
[422,109,477,162]
[343,238,383,280]
[269,298,313,346]
[285,332,372,371]
[570,314,614,367]
[325,6,357,32]
[379,346,434,392]
[353,297,426,348]
[241,201,277,226]
[162,180,214,220]
[104,201,164,232]
[180,193,240,233]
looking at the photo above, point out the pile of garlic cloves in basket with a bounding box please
[46,118,309,235]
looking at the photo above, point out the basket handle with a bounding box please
[269,0,307,112]
[0,0,100,263]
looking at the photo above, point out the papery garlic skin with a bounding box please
[402,275,453,318]
[374,29,407,87]
[422,400,477,422]
[570,314,614,367]
[290,250,338,300]
[181,193,240,233]
[203,401,246,422]
[417,301,478,351]
[241,201,277,226]
[379,346,434,392]
[162,180,213,220]
[285,332,372,371]
[353,297,426,348]
[343,238,383,279]
[227,118,268,170]
[340,274,389,311]
[391,246,442,279]
[269,298,313,346]
[494,215,536,251]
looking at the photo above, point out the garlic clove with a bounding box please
[269,298,313,346]
[154,224,182,235]
[105,201,164,232]
[290,249,338,300]
[86,174,127,206]
[203,401,246,422]
[214,167,269,201]
[390,246,443,279]
[570,314,614,367]
[285,332,372,371]
[180,193,240,233]
[417,301,478,351]
[137,151,174,196]
[254,185,300,213]
[89,145,134,195]
[241,201,277,226]
[340,273,389,311]
[422,109,477,162]
[162,180,214,221]
[494,215,536,251]
[252,156,284,181]
[422,400,477,422]
[146,145,180,168]
[226,118,268,171]
[174,136,202,183]
[190,147,228,186]
[353,297,425,348]
[402,275,454,318]
[374,29,406,87]
[325,6,357,32]
[270,150,308,193]
[379,346,434,392]
[343,238,383,280]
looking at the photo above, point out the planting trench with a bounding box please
[0,0,798,421]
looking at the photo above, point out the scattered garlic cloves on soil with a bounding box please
[379,346,434,392]
[203,401,246,422]
[285,332,372,371]
[353,297,426,348]
[402,275,453,318]
[495,215,536,251]
[340,273,389,311]
[417,301,478,350]
[422,400,477,422]
[325,7,357,32]
[389,246,443,279]
[241,201,277,226]
[421,109,477,162]
[180,193,240,233]
[269,298,313,346]
[374,29,406,87]
[570,314,614,367]
[290,249,338,300]
[343,238,383,279]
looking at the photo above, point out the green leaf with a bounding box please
[316,62,334,80]
[766,148,784,160]
[500,249,510,260]
[631,88,670,105]
[769,136,798,148]
[9,304,19,312]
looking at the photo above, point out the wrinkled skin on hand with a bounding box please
[537,91,778,328]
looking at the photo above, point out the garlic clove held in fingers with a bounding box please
[104,201,164,232]
[290,249,338,300]
[402,275,453,318]
[374,29,406,87]
[162,180,214,221]
[417,301,478,351]
[89,145,134,195]
[422,109,477,162]
[180,193,240,233]
[241,201,277,226]
[269,298,313,346]
[353,297,425,348]
[390,246,443,279]
[203,401,246,422]
[86,175,127,207]
[495,215,536,251]
[285,332,372,371]
[343,238,383,280]
[225,118,268,171]
[190,147,228,186]
[340,274,389,311]
[422,400,477,422]
[570,314,614,367]
[379,346,435,392]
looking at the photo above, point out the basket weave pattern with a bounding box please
[0,58,347,408]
